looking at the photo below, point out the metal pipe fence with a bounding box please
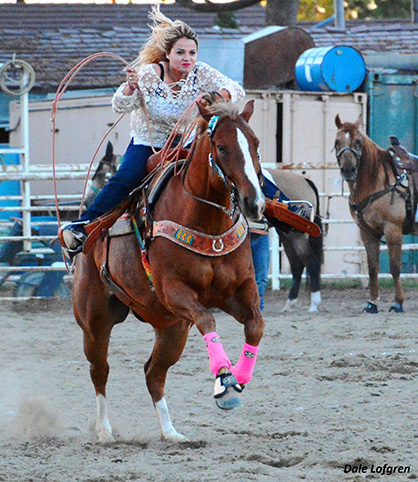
[1,168,418,288]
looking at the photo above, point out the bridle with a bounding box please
[335,132,363,180]
[181,114,242,219]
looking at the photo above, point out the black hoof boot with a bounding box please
[363,302,378,314]
[389,302,404,313]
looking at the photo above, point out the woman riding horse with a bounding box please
[60,5,311,256]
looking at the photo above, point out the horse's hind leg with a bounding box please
[280,237,303,312]
[144,320,191,441]
[305,231,323,312]
[74,276,129,441]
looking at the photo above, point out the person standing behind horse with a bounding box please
[61,5,247,254]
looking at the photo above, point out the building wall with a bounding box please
[245,90,367,277]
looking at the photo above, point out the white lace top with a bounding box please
[112,61,245,148]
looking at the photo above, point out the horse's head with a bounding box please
[84,141,122,208]
[334,114,364,182]
[197,100,265,221]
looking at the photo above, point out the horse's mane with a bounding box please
[195,100,239,131]
[340,121,392,182]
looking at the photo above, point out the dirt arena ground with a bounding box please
[0,285,417,482]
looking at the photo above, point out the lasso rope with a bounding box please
[51,51,200,268]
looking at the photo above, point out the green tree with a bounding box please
[176,0,411,26]
[298,0,411,21]
[346,0,410,19]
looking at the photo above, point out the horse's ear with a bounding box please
[355,114,363,129]
[335,114,343,129]
[241,100,254,123]
[197,101,212,121]
[105,141,113,158]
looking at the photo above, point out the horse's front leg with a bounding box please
[359,228,381,313]
[161,280,245,410]
[385,227,404,312]
[225,277,265,385]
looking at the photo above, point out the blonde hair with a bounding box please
[132,5,199,69]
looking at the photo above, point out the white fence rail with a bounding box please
[1,166,418,288]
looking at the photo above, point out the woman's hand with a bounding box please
[122,69,139,95]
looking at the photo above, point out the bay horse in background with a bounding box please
[267,169,323,313]
[334,114,418,313]
[72,100,265,442]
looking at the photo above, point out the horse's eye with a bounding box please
[217,145,227,155]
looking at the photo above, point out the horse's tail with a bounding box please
[305,177,324,266]
[305,178,320,216]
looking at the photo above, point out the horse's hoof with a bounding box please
[389,302,404,313]
[96,429,115,443]
[214,373,243,411]
[363,302,378,314]
[282,298,297,313]
[161,429,188,442]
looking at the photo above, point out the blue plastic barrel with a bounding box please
[295,46,366,92]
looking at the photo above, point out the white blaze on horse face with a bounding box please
[236,128,264,212]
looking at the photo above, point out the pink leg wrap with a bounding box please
[232,342,259,384]
[203,332,231,375]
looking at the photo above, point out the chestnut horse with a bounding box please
[72,100,265,442]
[334,115,418,313]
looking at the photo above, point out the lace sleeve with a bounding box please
[111,83,143,114]
[197,62,245,103]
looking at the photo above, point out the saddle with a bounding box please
[83,157,185,252]
[389,136,418,175]
[387,136,418,232]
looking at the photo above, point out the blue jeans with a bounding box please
[263,176,289,201]
[81,140,153,221]
[250,233,270,311]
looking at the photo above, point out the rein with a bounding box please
[181,151,238,218]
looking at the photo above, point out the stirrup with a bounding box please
[282,200,314,222]
[58,221,88,256]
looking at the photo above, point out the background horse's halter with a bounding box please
[336,146,362,170]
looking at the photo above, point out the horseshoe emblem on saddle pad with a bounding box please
[212,239,224,252]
